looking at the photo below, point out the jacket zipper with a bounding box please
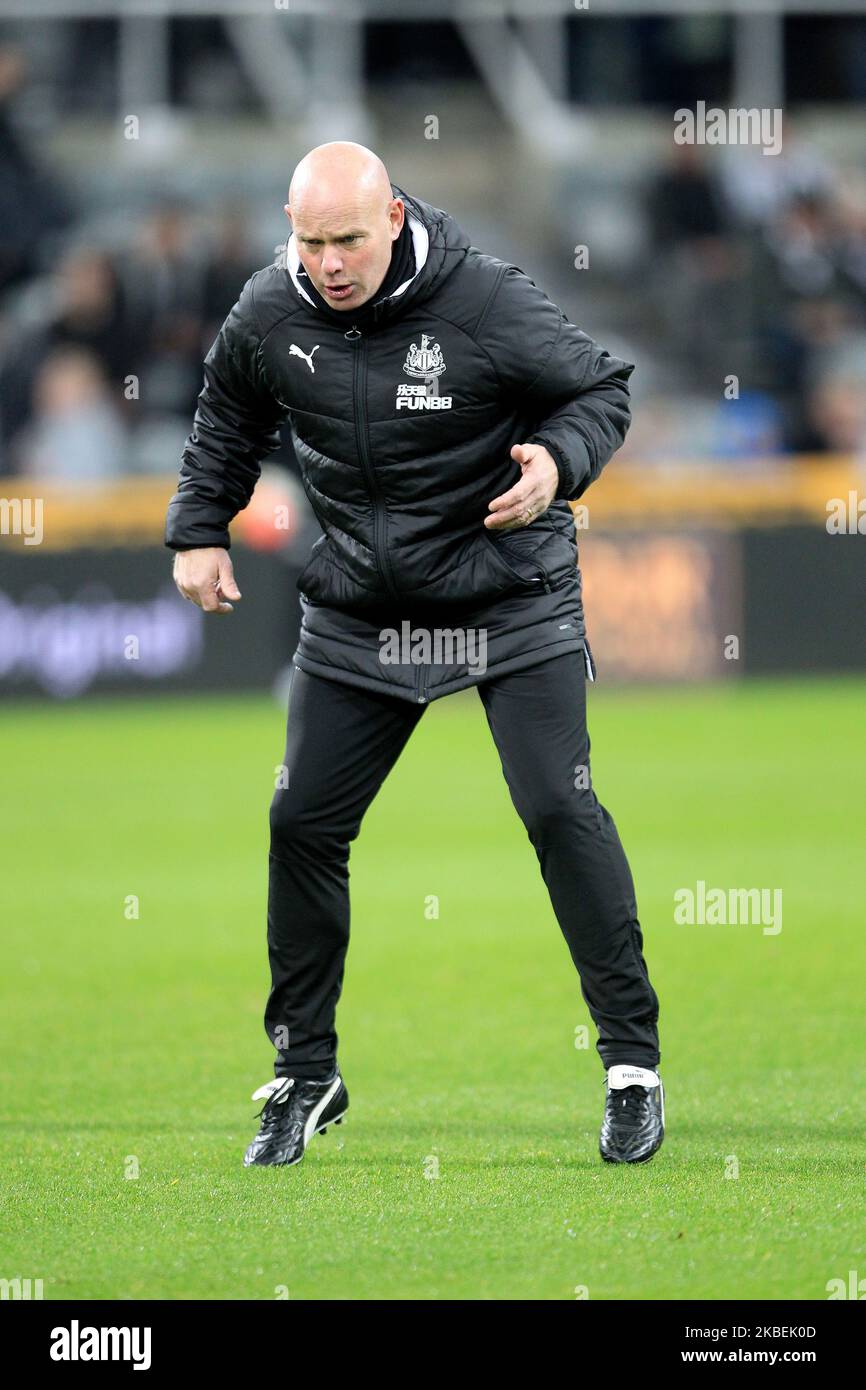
[414,656,427,705]
[346,325,400,601]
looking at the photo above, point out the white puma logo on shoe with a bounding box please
[289,343,320,373]
[607,1064,661,1089]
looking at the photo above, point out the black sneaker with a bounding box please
[243,1074,348,1168]
[599,1064,664,1164]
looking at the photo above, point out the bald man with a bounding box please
[166,143,663,1168]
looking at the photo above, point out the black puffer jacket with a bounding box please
[165,184,634,700]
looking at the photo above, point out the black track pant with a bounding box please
[265,651,660,1079]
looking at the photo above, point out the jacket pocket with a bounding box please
[296,534,330,598]
[482,528,550,590]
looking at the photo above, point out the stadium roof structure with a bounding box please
[4,0,851,155]
[5,1,866,14]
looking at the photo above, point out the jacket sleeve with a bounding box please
[479,264,635,501]
[164,272,289,551]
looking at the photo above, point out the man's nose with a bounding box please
[322,246,344,276]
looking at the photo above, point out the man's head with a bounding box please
[285,142,404,312]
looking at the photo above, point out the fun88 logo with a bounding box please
[396,384,452,411]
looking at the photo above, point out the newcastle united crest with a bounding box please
[403,334,446,380]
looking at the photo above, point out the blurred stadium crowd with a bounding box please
[622,127,866,462]
[2,12,866,485]
[0,41,266,483]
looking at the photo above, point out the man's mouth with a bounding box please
[323,283,353,300]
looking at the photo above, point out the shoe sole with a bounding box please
[600,1134,663,1165]
[315,1112,346,1139]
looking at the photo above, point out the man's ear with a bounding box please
[283,203,292,223]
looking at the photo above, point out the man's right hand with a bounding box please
[172,547,242,614]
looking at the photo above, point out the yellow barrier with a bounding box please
[0,456,860,550]
[571,456,860,528]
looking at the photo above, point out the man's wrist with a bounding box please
[541,435,595,501]
[165,538,231,553]
[528,436,578,501]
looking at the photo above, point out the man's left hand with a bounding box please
[484,443,559,531]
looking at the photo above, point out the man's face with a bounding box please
[287,194,404,312]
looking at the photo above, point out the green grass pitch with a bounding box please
[1,675,863,1300]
